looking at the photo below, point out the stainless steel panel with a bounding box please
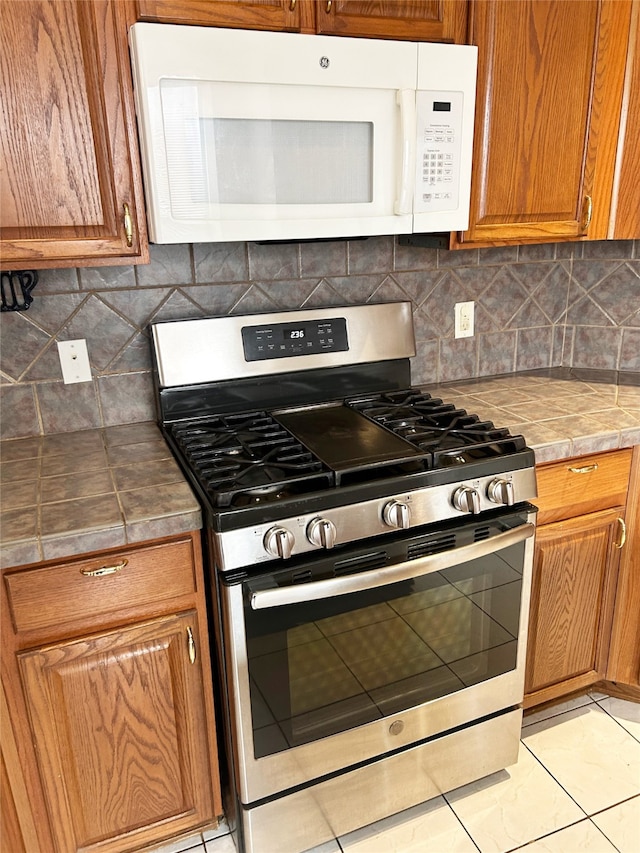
[152,302,415,388]
[214,465,537,571]
[250,522,535,609]
[221,511,535,804]
[241,709,523,853]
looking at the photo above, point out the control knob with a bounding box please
[382,500,411,529]
[487,478,515,506]
[306,517,337,549]
[263,526,295,559]
[452,485,481,514]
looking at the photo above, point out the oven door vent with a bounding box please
[333,551,388,576]
[291,569,313,584]
[408,533,456,560]
[474,526,491,542]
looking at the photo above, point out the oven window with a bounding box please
[243,540,525,759]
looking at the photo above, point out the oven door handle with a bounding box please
[249,522,535,610]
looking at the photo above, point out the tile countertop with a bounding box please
[1,369,639,571]
[0,422,201,570]
[423,367,640,464]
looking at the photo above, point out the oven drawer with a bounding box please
[4,535,198,634]
[535,449,632,526]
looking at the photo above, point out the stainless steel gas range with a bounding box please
[151,302,538,853]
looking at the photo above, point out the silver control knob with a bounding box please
[487,478,515,506]
[452,486,481,514]
[306,517,337,549]
[382,500,411,529]
[263,526,295,559]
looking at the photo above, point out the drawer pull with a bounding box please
[616,517,627,550]
[80,558,128,578]
[568,463,598,474]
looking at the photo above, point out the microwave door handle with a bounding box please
[394,88,417,215]
[250,522,535,610]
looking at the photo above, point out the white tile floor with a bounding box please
[150,692,640,853]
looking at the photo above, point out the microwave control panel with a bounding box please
[414,90,465,214]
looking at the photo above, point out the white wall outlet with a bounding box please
[57,339,92,384]
[454,301,475,338]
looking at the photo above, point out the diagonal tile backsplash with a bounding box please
[0,238,638,438]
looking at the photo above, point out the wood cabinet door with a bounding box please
[315,0,467,42]
[0,0,148,269]
[524,508,624,705]
[606,446,640,688]
[18,612,215,853]
[460,0,631,246]
[136,0,311,30]
[609,0,640,238]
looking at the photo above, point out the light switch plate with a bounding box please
[57,339,92,384]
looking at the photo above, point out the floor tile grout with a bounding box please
[153,697,640,853]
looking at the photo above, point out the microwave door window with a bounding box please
[159,80,377,217]
[201,118,373,207]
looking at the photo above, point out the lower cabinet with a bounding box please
[606,445,640,690]
[524,449,632,708]
[525,508,624,704]
[1,532,222,853]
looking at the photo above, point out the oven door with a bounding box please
[220,507,536,805]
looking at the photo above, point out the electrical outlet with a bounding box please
[57,339,92,384]
[454,301,475,338]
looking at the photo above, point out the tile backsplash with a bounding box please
[1,238,638,438]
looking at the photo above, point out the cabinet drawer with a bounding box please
[4,536,198,634]
[535,449,632,526]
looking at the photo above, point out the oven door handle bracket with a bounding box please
[250,522,536,610]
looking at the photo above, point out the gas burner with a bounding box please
[347,391,526,463]
[168,416,333,507]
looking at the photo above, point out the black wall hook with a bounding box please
[1,271,39,312]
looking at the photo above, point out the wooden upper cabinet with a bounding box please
[609,0,640,238]
[459,0,632,246]
[135,0,312,31]
[0,0,148,269]
[135,0,467,41]
[316,0,467,42]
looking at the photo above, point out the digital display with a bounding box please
[433,101,452,112]
[242,317,348,361]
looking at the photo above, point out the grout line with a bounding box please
[519,739,590,818]
[593,697,640,745]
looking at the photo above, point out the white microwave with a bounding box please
[129,24,477,244]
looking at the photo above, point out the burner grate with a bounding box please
[347,390,526,462]
[169,413,333,507]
